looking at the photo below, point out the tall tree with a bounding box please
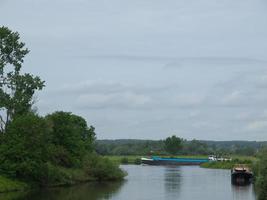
[45,111,96,167]
[0,27,44,133]
[164,135,183,155]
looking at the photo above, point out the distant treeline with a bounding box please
[96,139,267,156]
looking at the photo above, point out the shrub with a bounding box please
[255,149,267,200]
[0,113,51,182]
[120,157,129,164]
[83,154,126,181]
[45,112,96,168]
[134,158,142,165]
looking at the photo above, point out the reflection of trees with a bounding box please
[1,181,125,200]
[231,184,256,200]
[164,167,182,194]
[0,191,28,200]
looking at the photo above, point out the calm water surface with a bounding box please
[0,165,256,200]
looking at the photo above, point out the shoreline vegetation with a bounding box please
[0,154,257,193]
[106,155,256,169]
[0,27,125,194]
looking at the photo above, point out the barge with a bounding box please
[231,165,253,185]
[141,156,209,166]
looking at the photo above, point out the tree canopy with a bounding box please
[0,26,44,133]
[45,111,96,167]
[164,135,183,155]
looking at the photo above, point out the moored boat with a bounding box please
[231,164,253,185]
[141,156,209,166]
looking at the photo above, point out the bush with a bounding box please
[40,163,72,186]
[134,158,141,165]
[83,154,126,181]
[0,113,51,182]
[120,157,129,164]
[45,112,96,168]
[255,149,267,200]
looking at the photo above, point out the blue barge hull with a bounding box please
[141,157,209,166]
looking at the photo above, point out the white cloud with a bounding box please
[76,92,151,109]
[221,90,245,106]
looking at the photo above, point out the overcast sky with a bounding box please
[1,0,267,140]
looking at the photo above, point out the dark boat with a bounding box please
[231,165,253,185]
[141,156,209,166]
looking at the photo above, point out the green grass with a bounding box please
[105,156,141,165]
[201,161,237,169]
[0,176,28,193]
[201,156,257,169]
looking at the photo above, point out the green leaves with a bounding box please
[164,135,183,155]
[45,111,96,168]
[0,26,29,72]
[0,114,51,181]
[0,27,45,133]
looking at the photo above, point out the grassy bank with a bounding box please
[106,155,257,170]
[106,156,142,165]
[201,161,237,169]
[0,176,28,193]
[0,155,126,193]
[201,156,256,169]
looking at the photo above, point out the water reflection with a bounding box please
[0,166,256,200]
[0,181,124,200]
[164,167,181,193]
[231,184,256,200]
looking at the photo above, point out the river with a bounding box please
[0,165,256,200]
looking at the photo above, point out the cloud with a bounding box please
[45,80,209,110]
[220,90,245,106]
[173,94,205,107]
[163,57,267,69]
[76,92,151,109]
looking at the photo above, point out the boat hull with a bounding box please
[141,157,209,166]
[231,171,253,185]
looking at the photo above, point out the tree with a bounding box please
[0,113,51,182]
[186,139,210,155]
[45,111,96,167]
[164,135,183,155]
[0,26,45,133]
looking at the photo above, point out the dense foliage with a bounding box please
[255,149,267,200]
[0,112,124,186]
[46,112,96,168]
[0,114,50,183]
[164,135,183,155]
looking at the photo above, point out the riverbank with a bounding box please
[201,156,256,169]
[0,176,28,193]
[0,165,256,200]
[0,168,95,193]
[106,155,256,170]
[0,156,126,193]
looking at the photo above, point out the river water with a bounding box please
[0,165,256,200]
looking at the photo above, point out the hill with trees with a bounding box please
[96,139,267,156]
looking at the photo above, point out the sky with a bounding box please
[1,0,267,140]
